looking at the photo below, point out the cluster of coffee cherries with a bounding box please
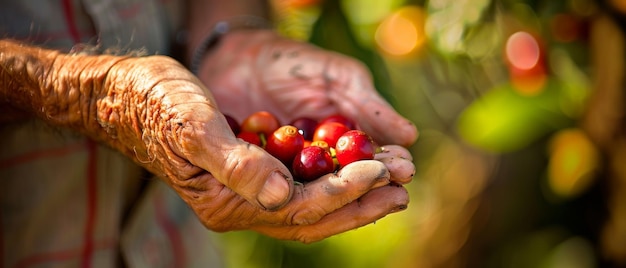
[224,111,378,182]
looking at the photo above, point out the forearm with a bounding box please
[0,39,202,177]
[0,40,162,161]
[1,39,124,129]
[0,40,59,122]
[185,0,270,64]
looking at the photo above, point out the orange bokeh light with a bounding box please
[375,6,426,57]
[548,128,599,198]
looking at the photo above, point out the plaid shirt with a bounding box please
[0,0,223,267]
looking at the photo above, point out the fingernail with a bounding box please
[257,171,291,210]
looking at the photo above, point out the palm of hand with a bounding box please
[198,30,417,147]
[199,31,368,124]
[182,30,418,243]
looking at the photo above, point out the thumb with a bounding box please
[214,138,295,210]
[170,103,293,210]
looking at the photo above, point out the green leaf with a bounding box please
[457,79,573,153]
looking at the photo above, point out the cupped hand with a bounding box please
[179,146,414,243]
[196,29,418,147]
[110,55,415,243]
[91,42,415,243]
[1,37,416,243]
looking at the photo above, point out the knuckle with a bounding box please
[380,157,415,183]
[290,205,326,226]
[221,146,265,187]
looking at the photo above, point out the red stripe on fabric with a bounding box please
[16,248,80,268]
[0,142,86,169]
[61,0,82,44]
[13,239,115,268]
[155,194,186,267]
[80,140,98,268]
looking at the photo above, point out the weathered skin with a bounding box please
[0,36,417,243]
[376,145,415,161]
[197,30,419,148]
[376,145,416,184]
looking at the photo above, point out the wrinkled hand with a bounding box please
[196,29,418,147]
[117,59,414,242]
[180,30,417,242]
[78,43,416,243]
[2,38,416,243]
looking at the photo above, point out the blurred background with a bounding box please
[215,0,626,267]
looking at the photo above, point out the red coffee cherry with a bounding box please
[237,131,262,147]
[241,111,281,138]
[265,125,305,165]
[319,114,357,130]
[335,130,376,167]
[289,117,319,141]
[292,146,335,182]
[312,122,351,148]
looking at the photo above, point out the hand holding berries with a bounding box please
[229,112,410,183]
[214,104,414,241]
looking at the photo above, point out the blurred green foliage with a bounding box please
[309,0,395,103]
[216,0,618,267]
[457,79,574,153]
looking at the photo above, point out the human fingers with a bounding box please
[172,160,391,233]
[124,57,295,211]
[265,160,391,226]
[376,144,414,161]
[322,57,418,147]
[251,184,409,243]
[168,107,294,211]
[375,144,415,184]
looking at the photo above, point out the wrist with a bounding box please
[0,40,125,129]
[189,15,273,75]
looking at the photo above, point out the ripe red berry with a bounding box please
[289,117,319,141]
[241,111,281,138]
[265,125,305,165]
[335,130,376,167]
[319,114,357,130]
[223,114,241,135]
[237,131,262,147]
[292,146,335,182]
[312,122,351,148]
